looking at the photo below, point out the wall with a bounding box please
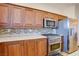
[61,5,76,19]
[75,4,79,18]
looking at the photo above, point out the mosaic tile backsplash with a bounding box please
[0,28,57,35]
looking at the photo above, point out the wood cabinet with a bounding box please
[47,13,58,20]
[34,10,43,28]
[5,41,24,56]
[0,4,9,28]
[0,38,47,56]
[24,40,36,56]
[58,15,66,20]
[9,5,24,28]
[23,40,28,56]
[23,38,47,56]
[0,43,5,56]
[36,39,47,56]
[23,8,36,28]
[0,41,24,56]
[43,12,58,20]
[23,9,44,28]
[0,4,66,28]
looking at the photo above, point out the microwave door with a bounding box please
[49,21,55,28]
[46,20,51,27]
[51,21,55,27]
[48,21,55,28]
[46,20,50,26]
[43,19,57,28]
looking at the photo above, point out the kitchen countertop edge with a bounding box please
[0,36,47,43]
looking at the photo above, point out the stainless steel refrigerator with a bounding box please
[57,18,77,53]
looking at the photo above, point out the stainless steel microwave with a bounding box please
[43,18,58,28]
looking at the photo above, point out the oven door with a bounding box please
[49,43,60,53]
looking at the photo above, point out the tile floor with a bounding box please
[61,50,79,56]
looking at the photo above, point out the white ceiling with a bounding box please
[31,3,75,10]
[13,3,78,18]
[14,3,75,10]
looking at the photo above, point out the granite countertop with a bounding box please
[0,33,61,43]
[42,34,61,39]
[0,34,47,43]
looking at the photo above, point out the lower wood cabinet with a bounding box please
[36,39,47,56]
[5,43,23,56]
[0,38,47,56]
[0,41,24,56]
[24,40,37,56]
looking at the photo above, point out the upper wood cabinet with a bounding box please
[58,15,66,20]
[48,13,58,20]
[0,4,9,28]
[23,8,36,28]
[43,12,58,20]
[23,8,44,29]
[0,4,67,28]
[9,5,25,28]
[34,10,44,28]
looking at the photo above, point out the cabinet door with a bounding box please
[23,40,28,56]
[10,5,24,28]
[23,8,35,28]
[43,12,49,18]
[43,12,58,20]
[36,39,47,56]
[34,10,43,28]
[51,14,59,20]
[0,43,6,56]
[24,40,36,56]
[58,15,66,20]
[0,4,9,28]
[47,13,58,20]
[4,41,24,56]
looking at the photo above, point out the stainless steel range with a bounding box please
[42,34,61,55]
